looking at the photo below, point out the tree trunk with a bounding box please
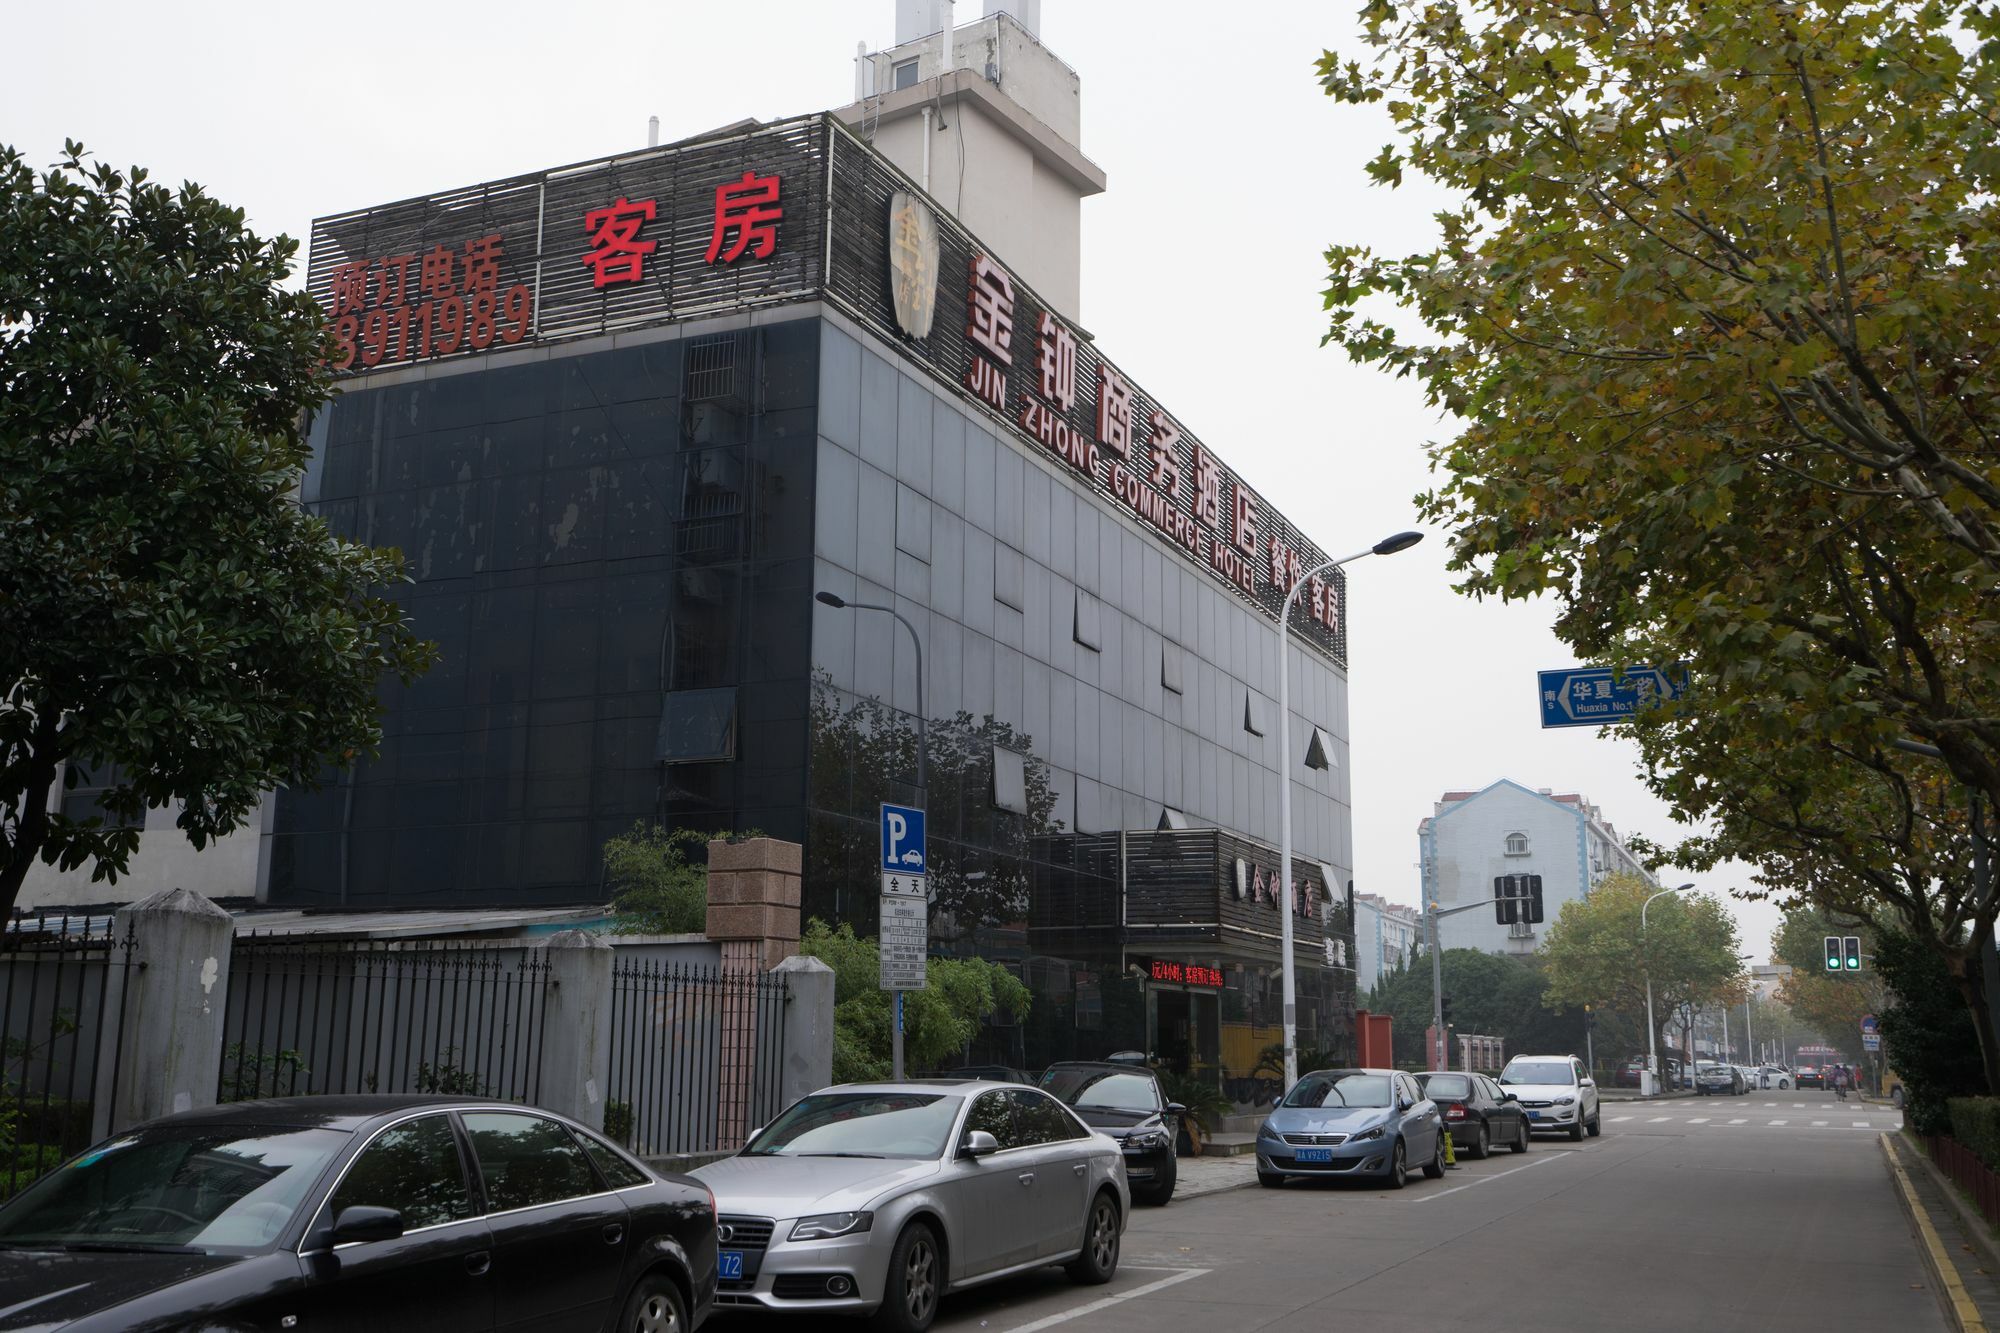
[1954,934,2000,1095]
[0,732,60,921]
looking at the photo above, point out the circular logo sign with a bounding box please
[886,192,940,339]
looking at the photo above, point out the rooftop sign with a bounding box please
[309,114,1347,665]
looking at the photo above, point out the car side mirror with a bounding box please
[1165,1103,1187,1118]
[1580,1078,1594,1088]
[961,1130,1001,1159]
[1503,1092,1519,1102]
[1397,1097,1414,1112]
[330,1206,404,1246]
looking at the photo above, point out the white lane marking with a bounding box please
[1728,1118,1747,1125]
[1792,1103,1806,1108]
[1688,1117,1710,1124]
[1762,1102,1777,1107]
[1647,1116,1672,1123]
[1812,1120,1828,1127]
[1769,1119,1788,1126]
[1610,1115,1634,1123]
[1410,1150,1576,1204]
[1003,1267,1209,1332]
[1853,1121,1871,1128]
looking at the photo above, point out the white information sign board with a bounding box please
[879,885,928,991]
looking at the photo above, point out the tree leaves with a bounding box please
[0,142,433,911]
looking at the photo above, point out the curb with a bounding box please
[1901,1133,2000,1279]
[1883,1133,1987,1332]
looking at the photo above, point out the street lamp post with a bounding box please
[1275,530,1423,1091]
[815,590,927,1080]
[1642,882,1698,1097]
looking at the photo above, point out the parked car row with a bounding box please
[0,1072,1144,1333]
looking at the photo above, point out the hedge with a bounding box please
[1947,1096,2000,1172]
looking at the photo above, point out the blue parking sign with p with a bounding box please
[881,803,927,874]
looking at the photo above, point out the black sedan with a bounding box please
[1415,1071,1530,1159]
[1041,1061,1184,1206]
[1696,1064,1746,1096]
[0,1094,715,1332]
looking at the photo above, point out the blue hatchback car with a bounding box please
[1255,1068,1446,1190]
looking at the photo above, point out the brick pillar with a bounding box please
[707,837,803,1146]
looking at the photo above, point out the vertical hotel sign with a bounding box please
[824,125,1348,663]
[306,119,829,371]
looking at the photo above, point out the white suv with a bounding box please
[1497,1054,1601,1140]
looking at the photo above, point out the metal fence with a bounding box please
[0,914,138,1197]
[217,938,552,1105]
[607,959,788,1158]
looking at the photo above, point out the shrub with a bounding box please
[1948,1097,2000,1171]
[1875,931,1986,1136]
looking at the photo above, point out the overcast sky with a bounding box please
[3,0,1780,958]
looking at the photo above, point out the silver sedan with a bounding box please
[693,1080,1129,1332]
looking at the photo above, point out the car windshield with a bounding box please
[1500,1061,1574,1086]
[743,1093,960,1160]
[0,1124,349,1253]
[1420,1074,1472,1100]
[1283,1073,1391,1109]
[1041,1069,1161,1113]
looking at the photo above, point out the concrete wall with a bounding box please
[19,785,264,910]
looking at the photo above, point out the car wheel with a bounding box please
[1587,1114,1601,1138]
[1134,1155,1177,1206]
[873,1222,942,1333]
[1512,1121,1530,1153]
[1422,1132,1447,1179]
[1065,1192,1120,1285]
[1468,1125,1489,1160]
[1258,1170,1286,1188]
[1892,1087,1906,1110]
[617,1274,688,1333]
[1385,1139,1408,1190]
[1568,1118,1585,1142]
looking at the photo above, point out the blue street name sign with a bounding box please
[1539,665,1689,729]
[880,802,927,874]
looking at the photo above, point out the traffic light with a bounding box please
[1494,875,1518,926]
[1824,935,1841,971]
[1844,936,1863,971]
[1523,874,1545,925]
[1440,995,1454,1025]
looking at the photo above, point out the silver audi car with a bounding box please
[693,1080,1128,1332]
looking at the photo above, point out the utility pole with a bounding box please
[1428,903,1446,1071]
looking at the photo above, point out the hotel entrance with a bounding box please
[1145,971,1221,1079]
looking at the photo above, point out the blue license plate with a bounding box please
[1527,1111,1543,1120]
[1295,1147,1333,1163]
[720,1251,744,1280]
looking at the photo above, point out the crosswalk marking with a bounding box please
[1761,1102,1777,1107]
[1729,1118,1747,1125]
[1610,1115,1633,1123]
[1792,1102,1806,1108]
[1769,1119,1788,1126]
[1853,1121,1870,1128]
[1811,1120,1828,1127]
[1688,1117,1710,1124]
[1648,1115,1672,1123]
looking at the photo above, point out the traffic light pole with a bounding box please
[1425,894,1528,1071]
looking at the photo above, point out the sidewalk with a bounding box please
[1175,1153,1257,1200]
[1885,1132,2000,1332]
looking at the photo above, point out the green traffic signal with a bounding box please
[1824,935,1841,971]
[1843,936,1862,970]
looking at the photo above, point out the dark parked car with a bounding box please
[1797,1065,1825,1089]
[1041,1061,1183,1205]
[0,1095,715,1333]
[1416,1071,1531,1159]
[1696,1064,1746,1096]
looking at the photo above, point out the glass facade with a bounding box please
[278,311,1356,1101]
[276,319,821,906]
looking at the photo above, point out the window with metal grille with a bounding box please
[684,335,737,402]
[1504,831,1530,856]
